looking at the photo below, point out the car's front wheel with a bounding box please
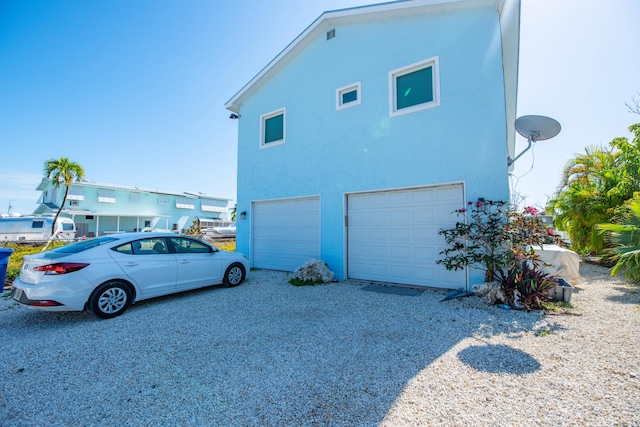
[89,281,132,319]
[223,263,245,287]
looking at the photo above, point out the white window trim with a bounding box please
[260,108,286,149]
[389,56,440,118]
[336,82,361,110]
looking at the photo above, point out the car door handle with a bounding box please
[123,262,139,267]
[178,260,190,264]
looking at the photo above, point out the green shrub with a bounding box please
[2,242,69,287]
[437,201,563,309]
[289,277,323,287]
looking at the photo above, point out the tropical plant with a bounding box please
[498,255,556,310]
[44,157,85,236]
[549,123,640,255]
[438,201,562,308]
[438,201,560,280]
[184,218,202,238]
[598,198,640,282]
[437,200,510,282]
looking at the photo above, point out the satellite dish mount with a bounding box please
[508,115,561,166]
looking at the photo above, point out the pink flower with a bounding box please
[474,201,484,208]
[459,208,467,213]
[525,206,539,215]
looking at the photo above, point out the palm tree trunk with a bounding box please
[51,185,70,237]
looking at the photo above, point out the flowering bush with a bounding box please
[437,200,563,309]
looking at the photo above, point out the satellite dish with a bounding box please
[508,115,561,166]
[515,115,561,141]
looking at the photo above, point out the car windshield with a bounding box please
[53,236,118,254]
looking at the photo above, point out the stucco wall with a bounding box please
[235,5,511,279]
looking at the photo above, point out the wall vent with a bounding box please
[326,29,335,40]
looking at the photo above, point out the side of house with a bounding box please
[33,179,231,238]
[226,0,521,289]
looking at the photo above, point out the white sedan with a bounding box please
[11,232,249,319]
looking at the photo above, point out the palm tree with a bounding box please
[44,157,85,236]
[549,146,621,254]
[599,199,640,282]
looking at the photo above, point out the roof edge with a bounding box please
[225,0,497,112]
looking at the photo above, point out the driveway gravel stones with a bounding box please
[1,264,638,426]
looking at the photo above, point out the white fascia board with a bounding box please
[225,0,496,113]
[498,0,521,169]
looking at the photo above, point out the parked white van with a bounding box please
[0,216,76,242]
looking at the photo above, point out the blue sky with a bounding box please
[1,0,638,215]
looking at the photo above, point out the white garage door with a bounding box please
[347,184,466,289]
[252,197,320,271]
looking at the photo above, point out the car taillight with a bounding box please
[33,263,89,275]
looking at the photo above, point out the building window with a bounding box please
[176,198,195,209]
[336,82,361,110]
[67,187,84,201]
[260,108,285,148]
[130,192,141,203]
[98,189,116,203]
[389,56,439,117]
[158,196,168,205]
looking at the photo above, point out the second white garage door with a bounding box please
[252,197,320,271]
[347,184,466,289]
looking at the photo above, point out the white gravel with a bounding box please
[1,263,638,426]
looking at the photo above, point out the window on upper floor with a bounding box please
[130,192,141,203]
[67,187,84,201]
[389,56,440,117]
[260,108,285,148]
[98,189,116,203]
[336,82,361,110]
[176,198,195,209]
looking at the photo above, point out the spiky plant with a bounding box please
[599,199,640,282]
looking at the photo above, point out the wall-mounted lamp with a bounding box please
[240,211,247,220]
[477,197,486,211]
[229,113,240,119]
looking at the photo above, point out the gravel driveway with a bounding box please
[1,264,638,426]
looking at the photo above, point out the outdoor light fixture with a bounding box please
[508,115,561,167]
[229,113,240,119]
[240,211,247,220]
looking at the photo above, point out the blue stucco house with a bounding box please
[226,0,521,290]
[33,179,231,238]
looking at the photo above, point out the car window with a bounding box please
[55,236,117,253]
[112,238,169,255]
[169,237,212,254]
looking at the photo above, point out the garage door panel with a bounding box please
[390,227,411,240]
[347,184,466,289]
[252,197,320,272]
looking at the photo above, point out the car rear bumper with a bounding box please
[11,278,87,312]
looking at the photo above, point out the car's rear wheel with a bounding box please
[89,281,132,319]
[223,263,245,287]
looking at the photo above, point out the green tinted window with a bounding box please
[396,66,433,110]
[264,114,284,144]
[342,90,358,104]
